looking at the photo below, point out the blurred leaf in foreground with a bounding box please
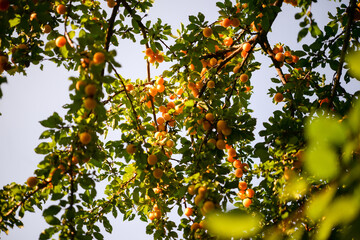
[347,51,360,80]
[206,210,262,238]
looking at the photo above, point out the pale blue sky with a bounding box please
[0,0,354,239]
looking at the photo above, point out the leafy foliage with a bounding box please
[1,0,360,239]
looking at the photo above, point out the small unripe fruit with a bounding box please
[274,92,284,102]
[93,52,105,64]
[42,24,52,34]
[246,188,255,198]
[188,185,196,195]
[275,52,285,62]
[191,222,200,231]
[153,168,163,179]
[184,208,193,217]
[85,84,97,96]
[239,73,249,83]
[242,42,251,52]
[27,176,38,188]
[126,144,136,154]
[238,181,247,190]
[147,154,158,165]
[243,198,252,208]
[79,132,91,145]
[217,120,227,131]
[84,98,96,110]
[202,201,215,214]
[205,113,214,122]
[56,4,66,14]
[203,27,213,37]
[55,36,66,48]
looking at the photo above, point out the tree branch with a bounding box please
[330,0,357,105]
[105,0,123,52]
[64,0,76,49]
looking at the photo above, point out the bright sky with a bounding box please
[0,0,353,239]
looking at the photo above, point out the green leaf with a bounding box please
[177,206,183,217]
[39,130,54,139]
[133,187,140,203]
[59,45,69,58]
[68,31,76,39]
[35,142,52,154]
[44,215,61,225]
[93,232,104,240]
[9,16,21,27]
[347,51,360,80]
[102,217,113,233]
[45,40,56,51]
[43,205,61,217]
[297,28,308,42]
[309,23,322,37]
[39,112,63,128]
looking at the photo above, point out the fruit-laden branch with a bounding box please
[108,63,142,131]
[0,181,50,224]
[196,1,285,154]
[258,32,296,116]
[102,81,154,105]
[105,0,123,52]
[221,35,256,109]
[258,33,286,85]
[330,0,357,105]
[197,30,247,100]
[119,0,159,131]
[85,172,138,234]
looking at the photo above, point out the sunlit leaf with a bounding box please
[317,196,360,240]
[207,211,262,238]
[282,177,308,200]
[306,186,336,221]
[304,145,339,180]
[306,117,346,146]
[347,51,360,80]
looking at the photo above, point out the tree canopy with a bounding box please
[1,0,360,239]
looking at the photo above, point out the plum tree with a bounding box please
[1,0,360,240]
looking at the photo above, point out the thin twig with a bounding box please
[64,0,76,49]
[330,0,357,106]
[105,0,123,52]
[108,63,141,130]
[119,0,159,131]
[1,181,50,222]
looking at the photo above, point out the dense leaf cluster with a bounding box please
[1,0,360,239]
